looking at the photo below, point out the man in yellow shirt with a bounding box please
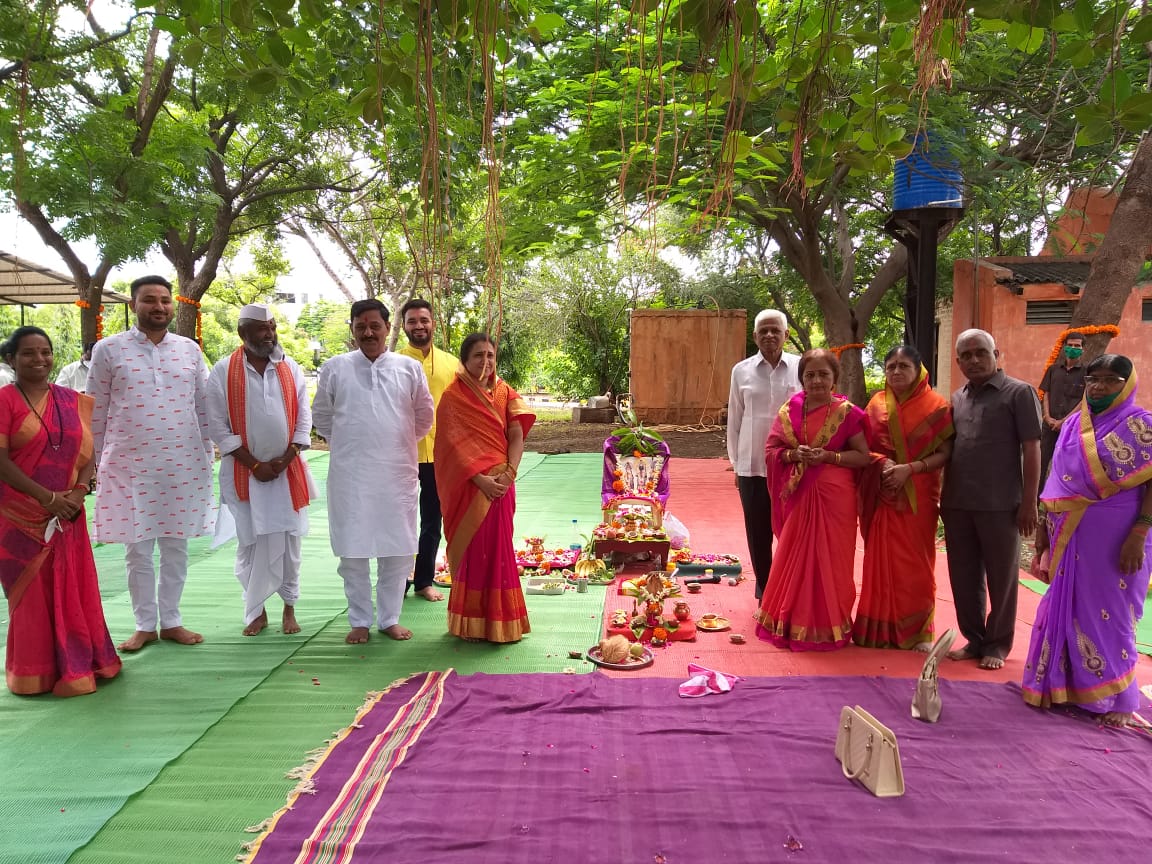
[397,298,458,601]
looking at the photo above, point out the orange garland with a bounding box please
[1036,324,1120,401]
[176,294,203,347]
[74,299,105,341]
[829,343,866,357]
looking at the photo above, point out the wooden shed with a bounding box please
[629,308,748,425]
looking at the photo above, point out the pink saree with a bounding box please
[755,392,865,651]
[0,385,121,696]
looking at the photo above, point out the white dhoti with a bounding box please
[235,533,302,625]
[337,556,411,630]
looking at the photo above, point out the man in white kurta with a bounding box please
[56,342,94,391]
[207,304,316,636]
[87,275,215,652]
[312,298,434,644]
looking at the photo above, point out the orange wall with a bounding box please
[629,309,747,424]
[948,257,1152,407]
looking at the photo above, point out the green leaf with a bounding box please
[1074,122,1111,147]
[246,67,279,96]
[720,131,753,163]
[1130,14,1152,45]
[1074,0,1095,32]
[1006,21,1045,53]
[1049,12,1078,32]
[299,0,326,24]
[528,12,565,38]
[398,32,417,54]
[857,130,877,152]
[888,28,912,53]
[883,0,920,23]
[182,40,205,66]
[1099,69,1132,108]
[267,35,293,68]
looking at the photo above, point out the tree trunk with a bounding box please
[1068,135,1152,359]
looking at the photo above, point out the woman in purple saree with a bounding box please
[1025,354,1152,726]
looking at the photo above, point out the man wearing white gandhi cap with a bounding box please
[206,303,317,635]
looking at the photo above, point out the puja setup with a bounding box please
[593,422,672,570]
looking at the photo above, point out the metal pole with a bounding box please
[916,213,940,384]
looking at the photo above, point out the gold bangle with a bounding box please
[251,462,261,472]
[834,452,842,466]
[47,491,57,507]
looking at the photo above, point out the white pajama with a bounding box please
[235,534,302,625]
[338,555,411,630]
[125,537,190,632]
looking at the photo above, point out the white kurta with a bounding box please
[55,359,90,391]
[87,327,215,543]
[207,348,316,623]
[312,350,434,558]
[206,349,315,545]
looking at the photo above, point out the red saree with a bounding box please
[755,393,865,651]
[855,368,954,649]
[0,385,121,696]
[434,371,535,643]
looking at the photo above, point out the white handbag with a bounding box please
[911,628,957,723]
[835,705,905,797]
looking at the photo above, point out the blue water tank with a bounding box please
[893,134,963,210]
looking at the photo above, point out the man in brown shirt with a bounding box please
[1038,331,1086,483]
[941,329,1042,670]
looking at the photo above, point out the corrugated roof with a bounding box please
[0,251,130,305]
[993,260,1093,294]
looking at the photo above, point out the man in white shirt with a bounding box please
[207,304,316,636]
[726,309,801,599]
[312,298,435,645]
[56,342,95,391]
[87,275,215,652]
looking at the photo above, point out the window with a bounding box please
[1025,300,1075,325]
[1143,298,1152,322]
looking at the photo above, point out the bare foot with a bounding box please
[160,626,204,645]
[243,610,268,636]
[1100,711,1133,728]
[118,630,158,652]
[913,641,933,653]
[380,624,412,641]
[979,656,1005,670]
[947,648,979,661]
[415,586,444,602]
[282,606,301,635]
[345,627,371,644]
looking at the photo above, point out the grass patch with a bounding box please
[533,407,575,422]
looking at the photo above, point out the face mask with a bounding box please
[1064,346,1083,359]
[1087,391,1120,413]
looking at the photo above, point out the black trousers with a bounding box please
[1040,425,1059,489]
[940,508,1021,661]
[410,462,442,593]
[736,474,775,600]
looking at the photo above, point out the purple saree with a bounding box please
[1022,375,1152,714]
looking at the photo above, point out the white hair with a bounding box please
[955,328,995,353]
[754,309,787,330]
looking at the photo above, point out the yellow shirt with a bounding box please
[397,343,458,462]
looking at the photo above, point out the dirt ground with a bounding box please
[528,421,729,459]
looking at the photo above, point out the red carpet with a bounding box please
[601,458,1152,685]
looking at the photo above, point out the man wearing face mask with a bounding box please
[1038,332,1086,484]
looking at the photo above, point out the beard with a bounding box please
[244,338,277,358]
[406,330,432,347]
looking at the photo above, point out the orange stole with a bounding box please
[226,349,310,512]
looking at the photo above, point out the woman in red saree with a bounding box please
[434,333,535,643]
[756,350,870,651]
[0,327,121,696]
[855,346,954,651]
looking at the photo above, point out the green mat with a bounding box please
[0,452,607,864]
[1020,579,1152,656]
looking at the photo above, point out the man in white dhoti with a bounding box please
[87,275,215,651]
[207,304,316,636]
[312,298,434,644]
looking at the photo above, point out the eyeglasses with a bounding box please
[1083,376,1126,387]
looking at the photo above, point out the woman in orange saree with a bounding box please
[434,333,535,643]
[756,350,870,651]
[0,327,121,696]
[855,346,954,651]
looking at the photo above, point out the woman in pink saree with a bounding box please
[0,327,121,696]
[1025,354,1152,727]
[435,333,535,643]
[755,350,870,650]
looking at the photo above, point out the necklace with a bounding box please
[16,383,63,451]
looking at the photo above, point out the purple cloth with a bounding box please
[250,672,1152,863]
[1025,383,1152,713]
[601,435,671,508]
